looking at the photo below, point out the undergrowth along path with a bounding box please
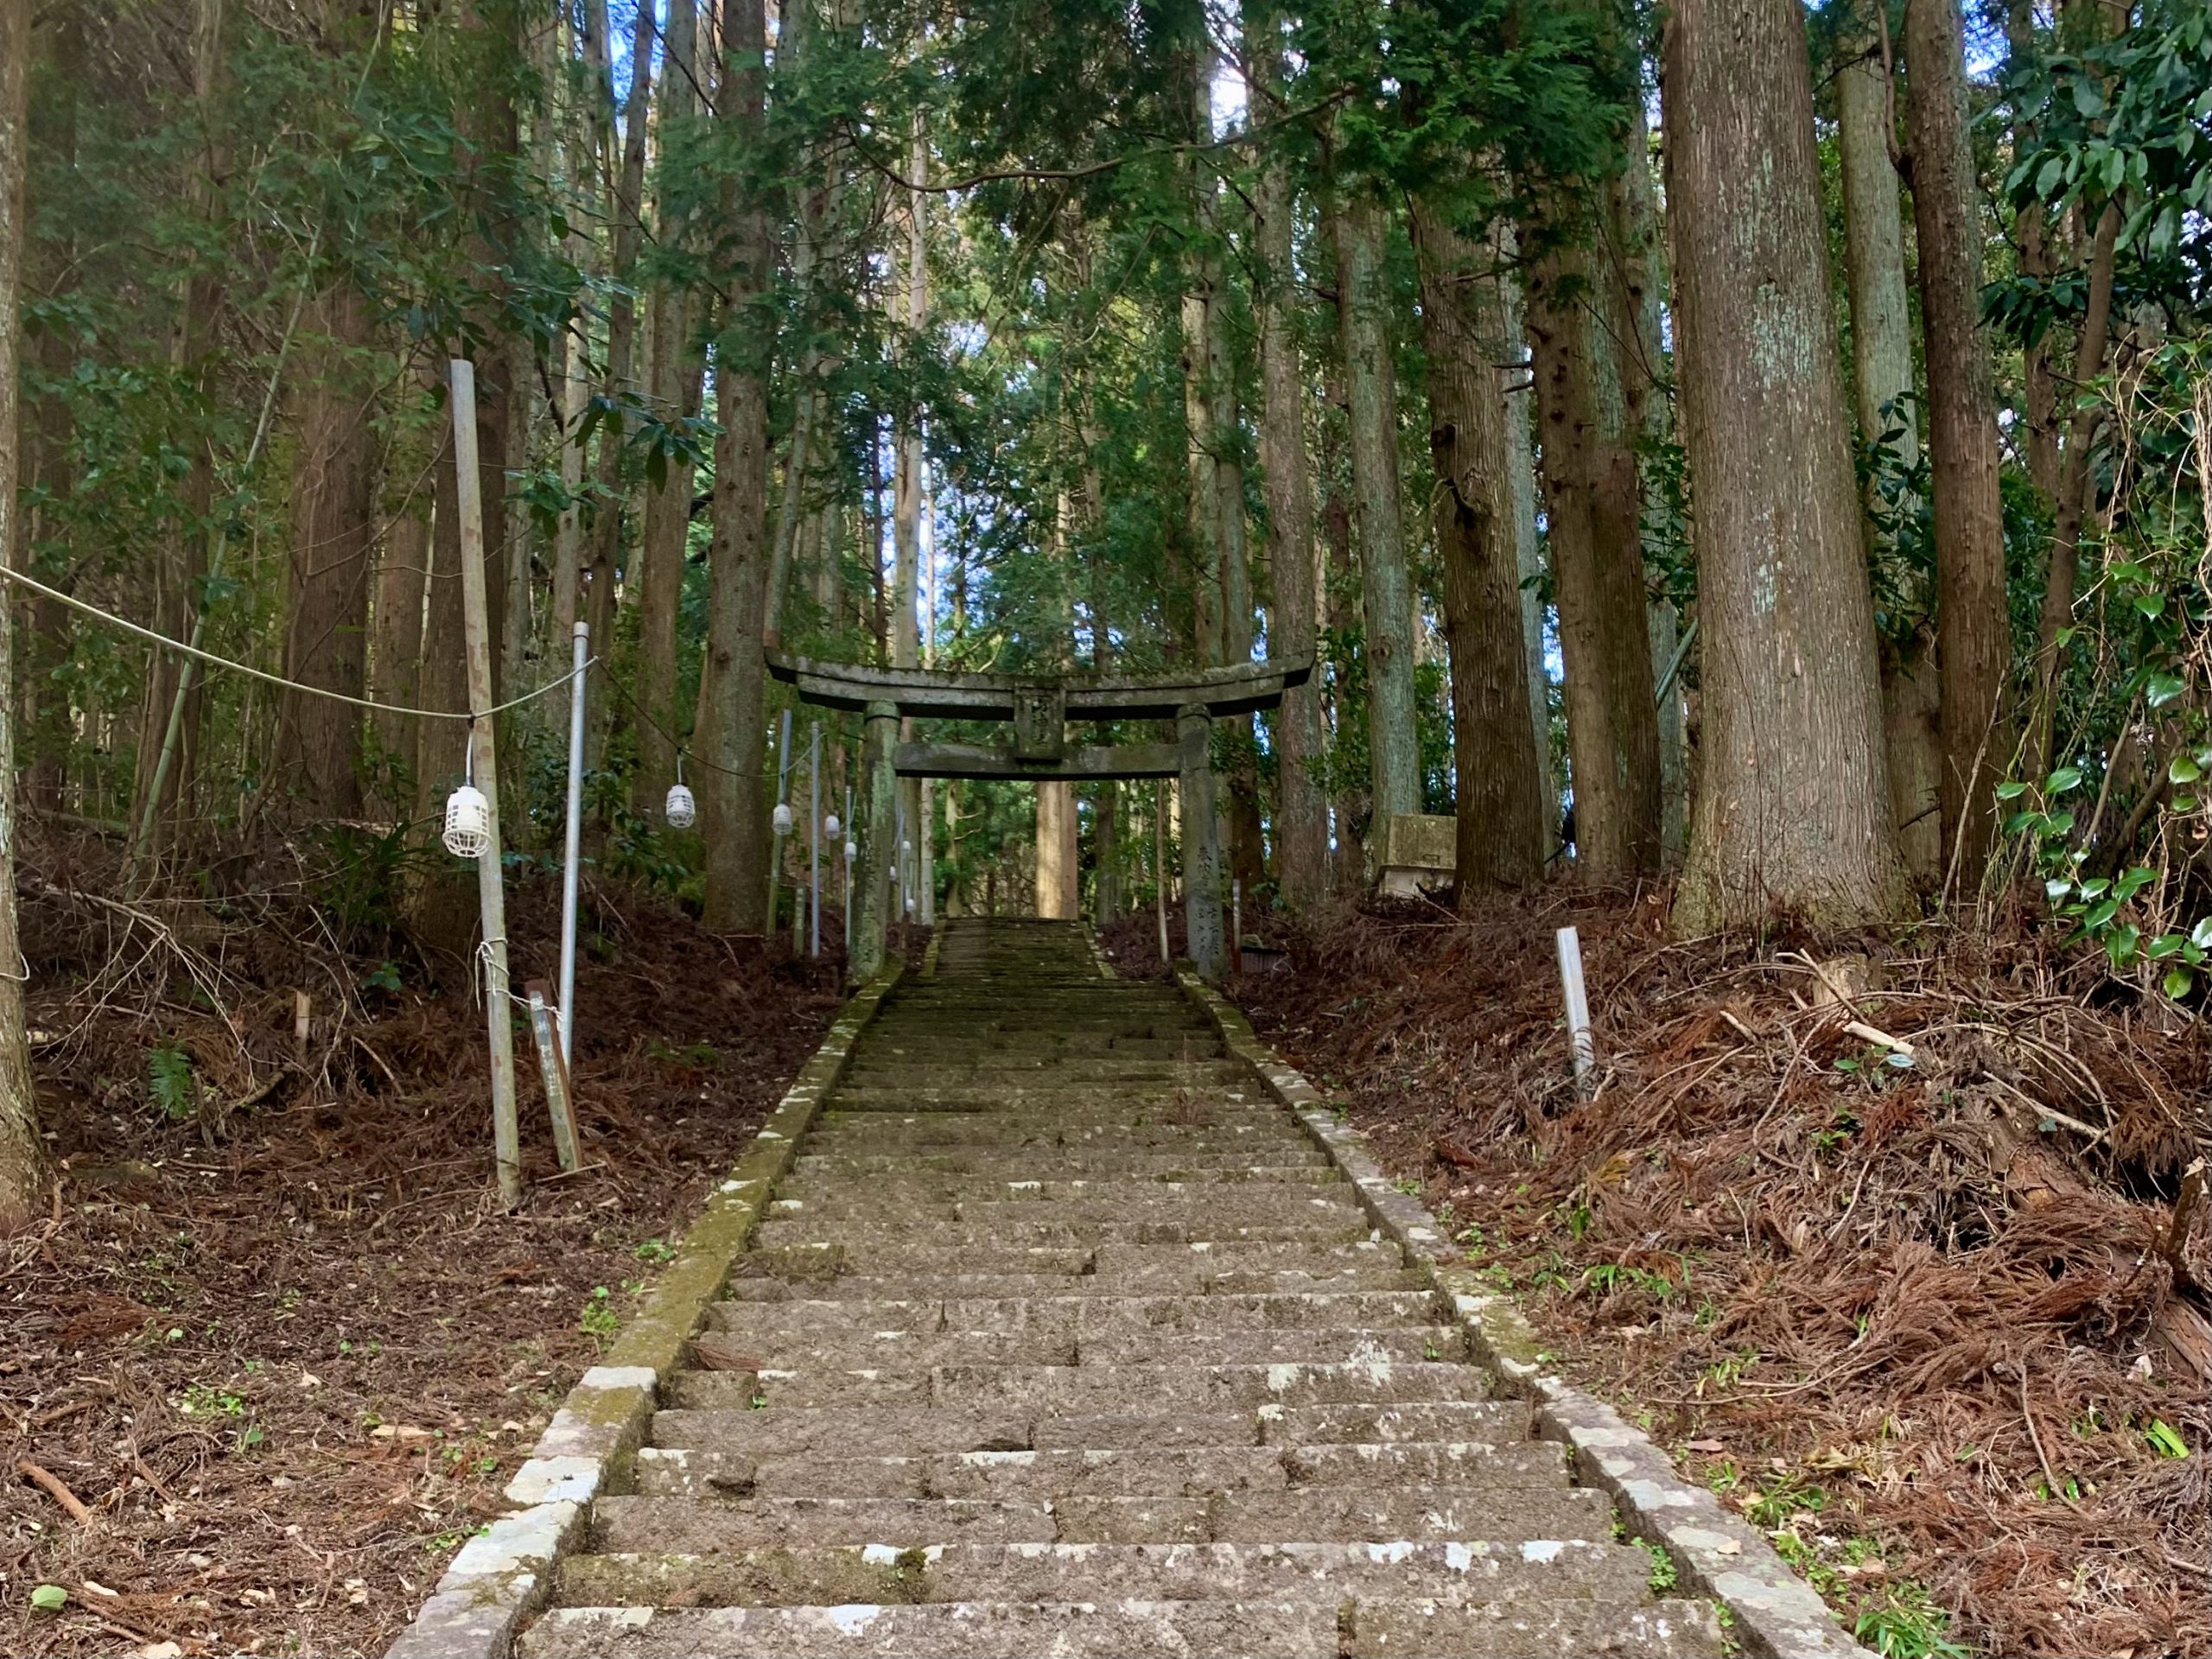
[519,917,1731,1657]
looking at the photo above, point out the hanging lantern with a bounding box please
[442,735,492,858]
[824,813,841,837]
[443,783,492,859]
[900,837,912,855]
[772,801,794,836]
[665,753,696,829]
[845,840,858,861]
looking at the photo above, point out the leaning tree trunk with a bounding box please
[275,280,375,820]
[697,0,773,933]
[1904,0,2011,895]
[1412,207,1547,896]
[634,0,699,809]
[0,0,44,1233]
[1662,0,1913,933]
[1837,2,1942,884]
[1332,188,1422,835]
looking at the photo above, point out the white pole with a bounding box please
[809,722,821,958]
[1555,925,1595,1097]
[767,708,791,935]
[558,620,587,1067]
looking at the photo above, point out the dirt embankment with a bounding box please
[3,861,840,1658]
[1230,890,2209,1659]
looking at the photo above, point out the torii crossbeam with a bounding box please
[766,652,1313,980]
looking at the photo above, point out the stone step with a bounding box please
[775,1172,1344,1206]
[702,1290,1450,1338]
[650,1407,1266,1458]
[551,1537,1656,1613]
[589,1484,1613,1552]
[817,1096,1266,1120]
[630,1439,1570,1500]
[805,1120,1306,1149]
[719,1264,1434,1303]
[522,1599,1339,1656]
[672,1356,1488,1414]
[692,1321,1459,1375]
[730,1239,1404,1289]
[749,1211,1370,1252]
[789,1163,1340,1191]
[649,1400,1528,1459]
[766,1187,1364,1225]
[524,1595,1726,1659]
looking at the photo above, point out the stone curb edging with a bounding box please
[1173,966,1874,1659]
[384,963,907,1659]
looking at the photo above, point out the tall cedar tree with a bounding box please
[1904,0,2011,893]
[1663,0,1913,931]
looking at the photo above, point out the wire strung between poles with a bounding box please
[0,563,594,722]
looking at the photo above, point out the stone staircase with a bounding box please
[519,918,1726,1657]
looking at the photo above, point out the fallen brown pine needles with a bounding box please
[1235,888,2209,1659]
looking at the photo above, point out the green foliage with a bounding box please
[147,1046,200,1124]
[29,1586,67,1615]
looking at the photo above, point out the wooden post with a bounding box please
[524,981,582,1173]
[1178,703,1225,979]
[450,358,523,1206]
[852,699,899,979]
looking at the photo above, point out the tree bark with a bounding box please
[1523,211,1662,880]
[635,0,700,809]
[1904,0,2011,894]
[1332,188,1421,836]
[1412,207,1547,896]
[367,499,429,821]
[1662,0,1913,933]
[697,0,773,933]
[275,280,375,819]
[0,0,44,1233]
[132,0,228,860]
[1250,20,1325,908]
[1837,3,1942,884]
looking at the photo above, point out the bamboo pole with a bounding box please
[451,359,523,1205]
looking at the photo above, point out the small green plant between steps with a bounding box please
[1634,1536,1678,1592]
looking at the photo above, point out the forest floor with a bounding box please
[1128,890,2211,1659]
[0,845,842,1659]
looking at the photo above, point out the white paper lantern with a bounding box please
[442,783,493,859]
[664,782,697,829]
[772,802,794,836]
[900,838,912,855]
[844,840,858,861]
[824,813,841,836]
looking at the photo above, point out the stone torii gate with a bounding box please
[766,652,1311,982]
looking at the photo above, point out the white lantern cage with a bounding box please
[442,737,493,859]
[664,753,696,829]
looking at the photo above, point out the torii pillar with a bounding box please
[1177,704,1225,981]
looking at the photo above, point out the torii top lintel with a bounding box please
[764,652,1313,722]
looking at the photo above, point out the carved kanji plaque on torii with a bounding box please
[1012,683,1066,761]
